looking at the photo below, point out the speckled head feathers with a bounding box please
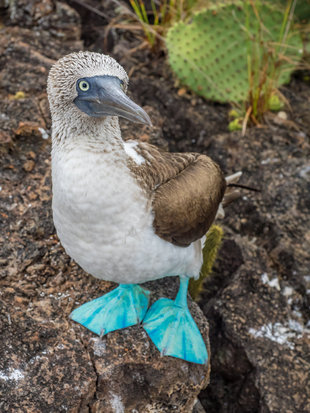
[47,51,128,113]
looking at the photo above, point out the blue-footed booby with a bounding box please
[47,51,228,365]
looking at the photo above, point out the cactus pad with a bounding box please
[166,3,303,103]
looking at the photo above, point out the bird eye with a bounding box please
[78,80,90,92]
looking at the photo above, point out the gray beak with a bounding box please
[74,75,152,126]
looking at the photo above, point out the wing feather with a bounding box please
[126,141,226,247]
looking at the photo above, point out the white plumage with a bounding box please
[49,53,203,285]
[52,136,202,284]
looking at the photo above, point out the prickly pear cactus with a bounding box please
[166,3,303,103]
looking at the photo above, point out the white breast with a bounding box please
[52,145,202,284]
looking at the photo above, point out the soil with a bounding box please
[0,1,309,412]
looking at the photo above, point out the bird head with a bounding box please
[47,51,151,126]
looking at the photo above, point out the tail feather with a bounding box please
[225,171,242,184]
[223,171,243,207]
[216,171,242,218]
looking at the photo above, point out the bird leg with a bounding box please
[70,284,150,336]
[143,277,208,364]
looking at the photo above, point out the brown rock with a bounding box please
[0,278,210,413]
[4,0,81,41]
[0,1,83,150]
[27,151,36,159]
[83,278,210,413]
[15,121,43,138]
[23,159,35,172]
[201,241,310,413]
[0,299,96,412]
[0,130,13,153]
[198,125,310,413]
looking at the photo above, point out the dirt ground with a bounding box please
[0,1,309,412]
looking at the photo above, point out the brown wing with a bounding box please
[127,141,226,247]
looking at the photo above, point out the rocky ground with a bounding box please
[0,1,309,412]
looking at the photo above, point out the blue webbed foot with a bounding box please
[70,284,150,336]
[143,278,208,365]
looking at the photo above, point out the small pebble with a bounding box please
[23,160,35,172]
[27,151,36,159]
[28,192,38,200]
[177,88,187,96]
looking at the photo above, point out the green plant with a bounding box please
[244,0,302,123]
[165,1,304,125]
[189,225,223,301]
[129,0,159,46]
[128,0,200,48]
[268,93,285,111]
[228,118,243,131]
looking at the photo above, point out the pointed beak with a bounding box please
[74,76,152,126]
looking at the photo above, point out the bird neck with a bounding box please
[51,109,123,153]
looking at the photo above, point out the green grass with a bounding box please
[128,0,200,48]
[244,0,301,126]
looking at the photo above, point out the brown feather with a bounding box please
[127,142,226,247]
